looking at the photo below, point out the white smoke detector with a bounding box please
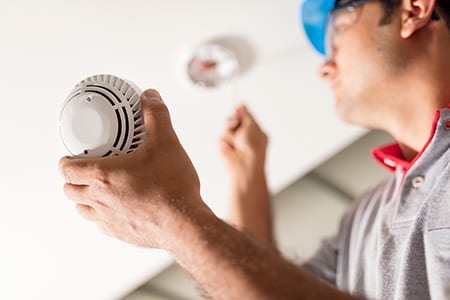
[59,74,144,158]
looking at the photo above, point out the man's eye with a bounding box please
[333,12,354,32]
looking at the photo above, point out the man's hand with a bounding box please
[220,106,273,244]
[220,105,268,184]
[59,94,358,300]
[59,89,209,250]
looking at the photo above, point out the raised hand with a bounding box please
[220,105,273,244]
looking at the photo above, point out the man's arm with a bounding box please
[59,90,360,300]
[220,106,273,245]
[170,204,358,300]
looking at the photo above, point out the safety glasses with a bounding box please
[325,0,376,56]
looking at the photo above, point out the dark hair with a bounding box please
[379,0,450,30]
[437,0,450,29]
[378,0,401,25]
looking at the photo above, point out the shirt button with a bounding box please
[445,120,450,129]
[412,176,424,188]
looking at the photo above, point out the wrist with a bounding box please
[164,199,217,254]
[231,169,267,197]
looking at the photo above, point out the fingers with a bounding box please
[226,116,241,131]
[237,105,266,137]
[75,204,97,221]
[68,182,111,221]
[59,156,101,185]
[63,183,91,206]
[220,138,234,154]
[64,183,112,211]
[232,105,257,129]
[221,121,237,144]
[237,105,254,122]
[225,105,247,132]
[224,104,258,136]
[221,105,250,151]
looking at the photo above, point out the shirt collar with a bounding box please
[372,143,410,172]
[372,107,445,172]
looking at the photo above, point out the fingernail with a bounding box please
[236,104,246,114]
[142,89,162,102]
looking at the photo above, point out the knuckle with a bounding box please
[59,162,72,182]
[63,183,82,201]
[75,203,84,213]
[58,158,66,172]
[58,156,71,170]
[92,165,110,186]
[63,183,72,197]
[94,199,109,210]
[76,204,92,219]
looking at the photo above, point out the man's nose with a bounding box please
[318,59,337,81]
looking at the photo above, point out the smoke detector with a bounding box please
[59,74,144,158]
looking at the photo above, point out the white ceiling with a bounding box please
[0,1,365,299]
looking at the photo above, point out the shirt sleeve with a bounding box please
[300,233,340,286]
[299,199,357,287]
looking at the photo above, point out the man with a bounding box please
[59,0,450,298]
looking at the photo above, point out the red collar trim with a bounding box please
[372,143,409,172]
[372,110,441,172]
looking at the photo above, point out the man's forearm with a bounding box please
[229,171,274,245]
[170,205,360,300]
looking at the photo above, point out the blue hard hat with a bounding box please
[301,0,335,55]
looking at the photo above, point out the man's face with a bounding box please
[319,1,404,128]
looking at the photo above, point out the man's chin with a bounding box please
[334,98,346,119]
[335,101,356,124]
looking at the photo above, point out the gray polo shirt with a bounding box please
[302,107,450,300]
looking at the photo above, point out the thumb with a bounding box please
[140,89,174,141]
[237,105,256,126]
[142,89,163,102]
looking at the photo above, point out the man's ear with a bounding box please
[400,0,437,38]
